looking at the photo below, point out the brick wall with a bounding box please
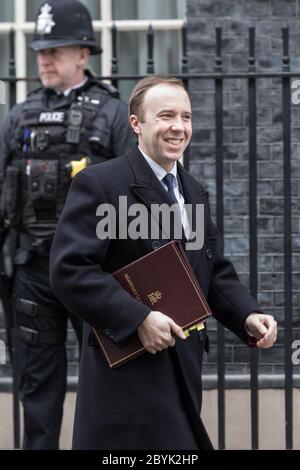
[187,0,300,377]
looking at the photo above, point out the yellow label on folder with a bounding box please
[184,322,205,337]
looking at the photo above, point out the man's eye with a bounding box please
[183,115,191,121]
[161,114,172,118]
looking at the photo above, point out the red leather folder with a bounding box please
[92,241,212,368]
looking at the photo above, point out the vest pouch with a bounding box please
[28,160,58,203]
[2,165,21,228]
[22,160,59,238]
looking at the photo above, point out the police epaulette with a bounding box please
[27,86,44,98]
[97,82,120,99]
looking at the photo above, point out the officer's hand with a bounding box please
[245,313,277,349]
[137,311,186,354]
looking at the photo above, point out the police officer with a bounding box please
[0,0,133,449]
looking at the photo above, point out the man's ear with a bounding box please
[129,114,141,135]
[79,47,90,67]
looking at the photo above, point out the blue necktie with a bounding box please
[163,173,178,205]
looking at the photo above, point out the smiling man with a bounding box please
[0,0,133,450]
[49,75,277,450]
[129,81,192,171]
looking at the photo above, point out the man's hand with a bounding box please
[137,311,186,354]
[245,313,277,349]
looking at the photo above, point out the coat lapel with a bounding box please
[177,162,207,206]
[126,146,207,270]
[127,146,178,240]
[127,145,173,208]
[177,163,207,269]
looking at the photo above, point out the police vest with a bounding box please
[2,83,116,240]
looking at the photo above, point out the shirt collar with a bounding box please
[55,76,88,97]
[138,145,179,183]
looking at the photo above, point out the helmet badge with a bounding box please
[36,3,56,35]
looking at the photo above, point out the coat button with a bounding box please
[205,248,213,260]
[103,328,112,337]
[152,240,161,250]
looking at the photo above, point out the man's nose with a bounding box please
[170,119,185,131]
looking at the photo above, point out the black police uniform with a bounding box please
[0,70,133,449]
[0,0,135,450]
[0,0,135,449]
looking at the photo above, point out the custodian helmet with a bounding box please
[29,0,102,55]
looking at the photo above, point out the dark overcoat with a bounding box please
[50,145,260,450]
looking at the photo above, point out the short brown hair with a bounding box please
[128,74,186,120]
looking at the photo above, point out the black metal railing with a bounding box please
[0,24,296,450]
